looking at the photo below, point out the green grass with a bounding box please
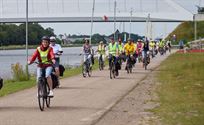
[167,21,204,44]
[152,53,204,125]
[0,59,103,97]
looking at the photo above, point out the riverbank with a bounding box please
[0,60,101,97]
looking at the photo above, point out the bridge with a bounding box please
[0,0,193,23]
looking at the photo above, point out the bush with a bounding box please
[11,63,30,81]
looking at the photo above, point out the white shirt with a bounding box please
[50,44,62,58]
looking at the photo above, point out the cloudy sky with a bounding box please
[0,0,202,37]
[39,0,201,38]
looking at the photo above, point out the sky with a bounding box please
[0,0,202,38]
[38,0,201,38]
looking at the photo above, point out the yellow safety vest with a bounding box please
[37,47,52,64]
[98,45,105,55]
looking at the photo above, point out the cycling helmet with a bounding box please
[50,36,56,42]
[41,36,50,41]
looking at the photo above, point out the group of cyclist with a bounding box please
[27,36,172,97]
[93,37,172,76]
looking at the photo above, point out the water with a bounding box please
[0,47,89,79]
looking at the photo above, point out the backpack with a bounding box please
[51,73,59,89]
[59,64,65,76]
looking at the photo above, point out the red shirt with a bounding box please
[29,45,55,68]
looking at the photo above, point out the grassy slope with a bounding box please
[153,53,204,125]
[167,21,204,44]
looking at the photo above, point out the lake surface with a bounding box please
[0,47,91,79]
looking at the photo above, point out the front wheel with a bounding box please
[38,79,45,111]
[45,85,50,108]
[82,63,87,77]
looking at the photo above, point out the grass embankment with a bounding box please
[153,53,204,125]
[0,60,102,97]
[167,21,204,44]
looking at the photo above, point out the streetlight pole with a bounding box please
[26,0,29,77]
[129,8,133,39]
[194,14,197,40]
[114,0,117,41]
[90,0,95,45]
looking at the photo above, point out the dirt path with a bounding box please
[0,52,171,125]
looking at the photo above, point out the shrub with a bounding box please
[11,63,30,81]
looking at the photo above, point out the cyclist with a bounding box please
[49,36,63,87]
[149,40,155,58]
[158,39,165,55]
[96,41,106,67]
[82,39,93,68]
[118,38,124,67]
[136,39,143,62]
[28,36,56,97]
[166,40,172,53]
[108,38,119,76]
[142,39,150,67]
[123,38,136,70]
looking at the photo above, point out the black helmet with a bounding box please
[41,36,50,41]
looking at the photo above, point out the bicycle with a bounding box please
[137,50,142,63]
[126,55,133,74]
[109,54,116,79]
[30,62,58,111]
[143,51,150,70]
[82,56,92,77]
[98,54,104,71]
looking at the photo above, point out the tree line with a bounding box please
[0,23,55,46]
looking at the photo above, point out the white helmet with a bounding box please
[50,36,56,42]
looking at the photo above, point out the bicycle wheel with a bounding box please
[38,78,45,111]
[45,84,50,108]
[88,65,92,77]
[109,62,113,79]
[144,57,147,70]
[82,63,86,77]
[112,62,116,78]
[99,58,102,71]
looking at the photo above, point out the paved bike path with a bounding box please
[0,53,171,125]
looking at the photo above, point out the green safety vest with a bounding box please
[118,44,123,54]
[98,45,105,55]
[108,43,117,56]
[37,47,52,64]
[159,41,164,47]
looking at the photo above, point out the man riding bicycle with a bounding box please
[28,36,56,97]
[123,38,136,70]
[108,38,119,76]
[49,36,63,87]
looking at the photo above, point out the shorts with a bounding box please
[37,66,53,81]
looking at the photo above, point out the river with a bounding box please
[0,47,91,79]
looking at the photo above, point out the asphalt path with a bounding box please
[0,52,172,125]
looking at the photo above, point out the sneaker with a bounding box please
[48,90,54,97]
